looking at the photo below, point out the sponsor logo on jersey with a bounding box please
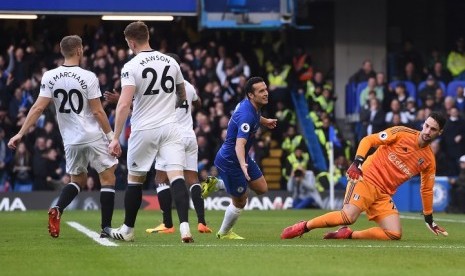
[131,161,138,168]
[121,72,129,79]
[240,123,250,133]
[237,187,244,193]
[387,152,413,177]
[353,194,360,201]
[379,131,388,140]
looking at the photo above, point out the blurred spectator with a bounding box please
[431,139,448,176]
[400,61,422,85]
[359,98,386,138]
[287,168,323,209]
[440,107,465,175]
[197,135,214,171]
[84,175,98,191]
[44,148,64,190]
[430,61,452,84]
[446,155,465,213]
[11,47,31,86]
[359,77,383,108]
[11,142,33,192]
[418,74,439,106]
[31,136,49,190]
[447,37,465,80]
[0,127,10,189]
[453,85,465,113]
[385,99,410,125]
[425,48,447,75]
[405,97,417,122]
[282,147,311,183]
[349,59,376,84]
[397,39,423,79]
[394,82,409,109]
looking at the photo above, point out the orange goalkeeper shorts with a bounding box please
[343,178,399,222]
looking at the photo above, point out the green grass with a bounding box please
[1,209,465,275]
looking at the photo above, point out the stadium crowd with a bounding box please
[0,21,464,213]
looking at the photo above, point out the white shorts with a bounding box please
[65,138,118,175]
[127,123,185,174]
[155,136,198,172]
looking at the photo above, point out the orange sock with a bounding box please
[308,211,352,230]
[352,227,401,240]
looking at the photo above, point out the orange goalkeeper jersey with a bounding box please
[356,126,436,215]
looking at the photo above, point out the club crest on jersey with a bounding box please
[240,123,250,133]
[379,131,388,140]
[418,158,424,166]
[237,187,244,193]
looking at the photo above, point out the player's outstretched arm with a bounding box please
[8,96,50,150]
[260,116,277,129]
[424,214,448,236]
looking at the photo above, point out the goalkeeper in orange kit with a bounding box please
[281,111,448,240]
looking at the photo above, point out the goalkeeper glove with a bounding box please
[424,214,448,236]
[346,155,364,182]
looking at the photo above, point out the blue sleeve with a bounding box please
[235,112,253,140]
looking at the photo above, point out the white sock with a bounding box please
[121,224,134,233]
[216,179,225,190]
[218,203,243,235]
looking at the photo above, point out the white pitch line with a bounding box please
[67,221,118,247]
[400,215,465,223]
[125,243,465,249]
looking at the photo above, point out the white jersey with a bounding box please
[40,65,103,145]
[176,80,198,138]
[120,50,184,131]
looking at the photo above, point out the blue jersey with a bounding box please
[216,99,261,166]
[215,98,263,196]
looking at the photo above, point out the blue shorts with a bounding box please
[214,155,263,197]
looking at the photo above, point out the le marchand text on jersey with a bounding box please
[47,71,88,90]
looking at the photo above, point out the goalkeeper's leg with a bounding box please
[351,213,402,240]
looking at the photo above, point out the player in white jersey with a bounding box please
[7,35,118,239]
[145,53,212,235]
[106,21,193,243]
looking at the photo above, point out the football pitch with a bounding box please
[2,209,465,275]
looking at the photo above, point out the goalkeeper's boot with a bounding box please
[201,176,219,198]
[323,226,353,239]
[145,223,175,234]
[180,222,194,243]
[48,206,61,238]
[280,220,308,239]
[104,225,135,242]
[216,230,245,240]
[197,223,212,233]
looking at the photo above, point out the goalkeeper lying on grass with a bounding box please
[281,111,448,240]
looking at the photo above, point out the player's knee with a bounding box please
[384,230,402,240]
[255,185,268,195]
[340,210,357,225]
[233,197,247,209]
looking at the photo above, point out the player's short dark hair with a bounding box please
[124,21,149,44]
[165,53,181,65]
[429,111,447,130]
[60,35,82,58]
[245,76,264,99]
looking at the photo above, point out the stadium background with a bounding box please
[0,0,464,213]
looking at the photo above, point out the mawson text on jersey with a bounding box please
[48,71,87,89]
[139,54,171,66]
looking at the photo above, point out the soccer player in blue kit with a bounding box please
[213,76,277,239]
